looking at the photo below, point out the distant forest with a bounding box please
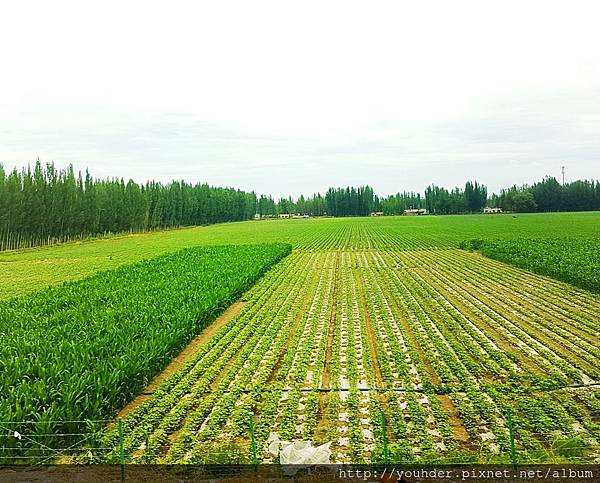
[0,161,599,250]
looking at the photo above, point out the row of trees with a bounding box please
[288,177,599,216]
[489,177,600,213]
[1,161,599,250]
[379,192,424,214]
[424,181,488,214]
[324,186,377,217]
[0,161,257,250]
[256,187,425,217]
[257,194,329,217]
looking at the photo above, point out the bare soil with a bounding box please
[438,394,475,450]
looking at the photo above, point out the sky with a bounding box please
[1,0,599,198]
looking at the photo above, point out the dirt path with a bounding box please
[117,301,246,418]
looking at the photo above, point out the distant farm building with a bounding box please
[370,211,384,217]
[403,208,428,216]
[483,207,503,214]
[279,213,290,219]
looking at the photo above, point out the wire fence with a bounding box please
[1,404,598,468]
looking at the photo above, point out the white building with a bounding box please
[403,208,428,215]
[483,207,503,214]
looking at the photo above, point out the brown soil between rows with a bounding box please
[321,255,340,391]
[438,395,474,450]
[440,254,599,375]
[314,253,340,442]
[117,301,246,419]
[460,275,598,378]
[414,266,544,377]
[265,275,316,386]
[357,274,396,445]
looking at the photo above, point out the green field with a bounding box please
[0,243,290,460]
[1,212,599,301]
[1,213,599,465]
[461,238,600,293]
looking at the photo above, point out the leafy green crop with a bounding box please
[2,211,599,301]
[0,243,290,451]
[460,238,600,293]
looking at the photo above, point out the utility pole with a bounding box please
[561,165,565,185]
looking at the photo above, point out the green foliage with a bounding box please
[2,212,600,301]
[184,441,252,464]
[506,190,538,212]
[0,243,290,448]
[425,180,487,214]
[0,160,259,251]
[492,178,600,213]
[461,238,600,292]
[1,212,599,465]
[324,186,377,216]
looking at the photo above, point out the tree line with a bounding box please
[489,177,600,213]
[0,161,257,250]
[425,181,488,214]
[255,186,424,217]
[1,161,598,250]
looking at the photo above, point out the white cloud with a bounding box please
[0,0,599,197]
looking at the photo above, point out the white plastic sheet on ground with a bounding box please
[266,432,332,465]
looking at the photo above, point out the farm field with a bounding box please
[85,220,599,465]
[1,211,599,301]
[1,215,599,465]
[0,243,291,460]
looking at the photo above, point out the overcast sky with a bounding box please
[1,1,599,198]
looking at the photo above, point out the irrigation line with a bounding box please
[0,420,113,424]
[139,381,600,397]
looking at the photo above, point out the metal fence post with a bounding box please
[506,407,517,470]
